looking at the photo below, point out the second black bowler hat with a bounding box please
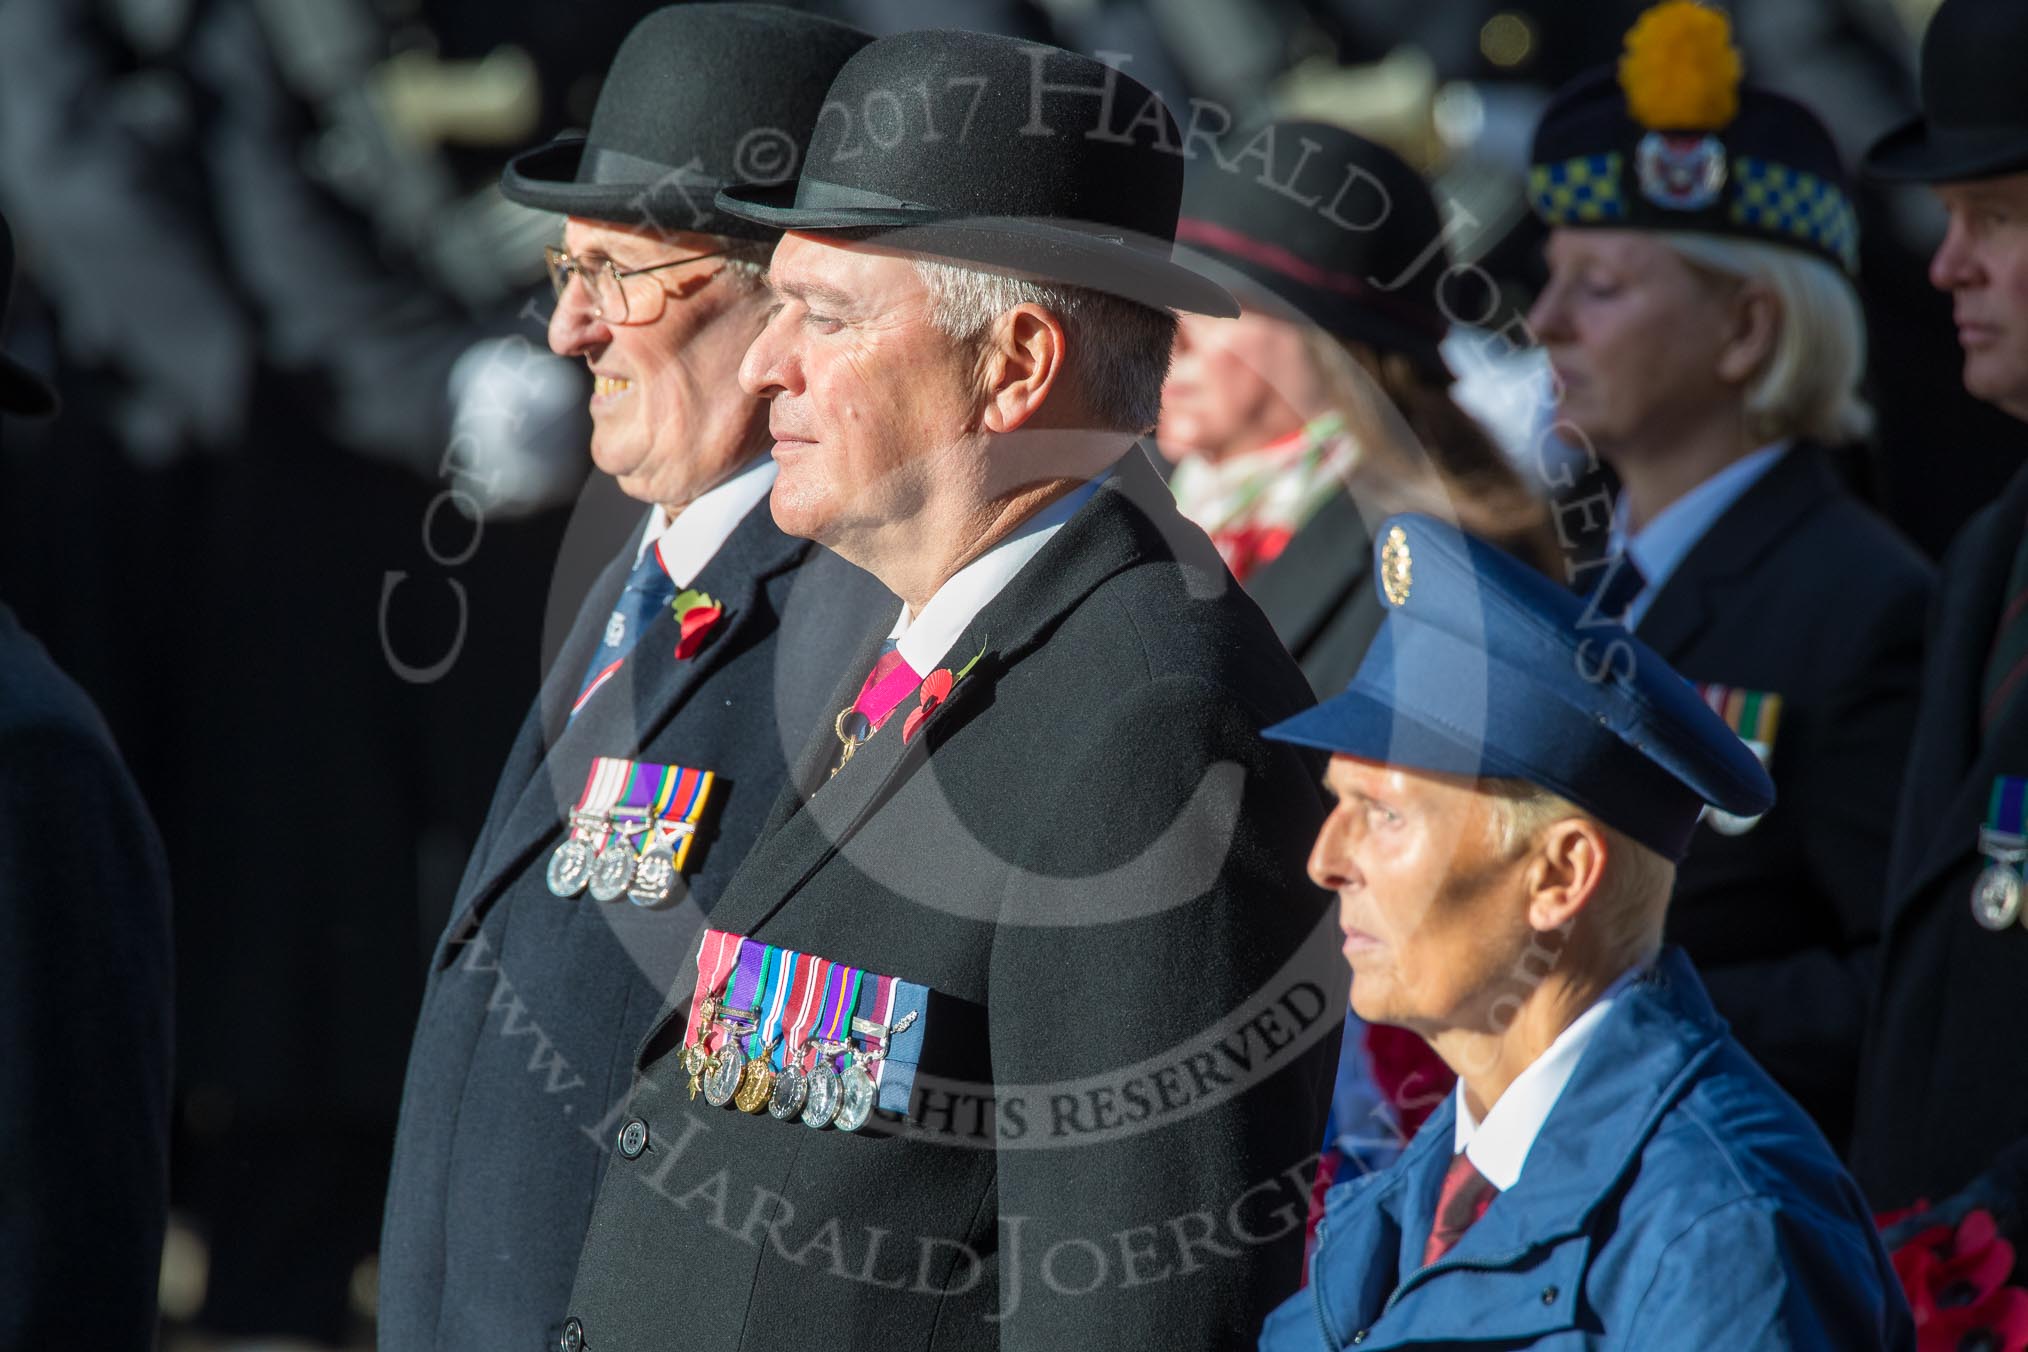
[716,30,1237,316]
[1865,0,2028,182]
[500,5,871,238]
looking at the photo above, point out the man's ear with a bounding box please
[1525,817,1610,935]
[1715,281,1780,387]
[980,303,1067,434]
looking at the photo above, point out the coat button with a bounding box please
[618,1119,648,1159]
[1541,1285,1559,1305]
[560,1317,585,1352]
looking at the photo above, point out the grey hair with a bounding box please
[909,259,1178,433]
[1659,232,1873,446]
[1480,778,1677,972]
[716,238,775,294]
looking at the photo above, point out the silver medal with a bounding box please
[546,838,594,897]
[1972,862,2024,930]
[627,850,675,907]
[768,1063,809,1121]
[701,1043,747,1108]
[835,1061,877,1133]
[588,840,638,902]
[802,1062,843,1129]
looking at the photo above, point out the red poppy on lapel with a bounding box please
[672,590,724,661]
[902,667,953,744]
[1881,1205,2028,1351]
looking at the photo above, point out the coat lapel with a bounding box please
[437,501,808,957]
[1633,445,1839,661]
[1889,466,2028,916]
[1246,487,1374,657]
[705,450,1200,941]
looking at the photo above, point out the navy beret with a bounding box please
[1263,513,1774,861]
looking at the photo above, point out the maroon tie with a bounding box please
[1423,1151,1499,1266]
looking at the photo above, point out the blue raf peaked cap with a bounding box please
[1263,513,1774,861]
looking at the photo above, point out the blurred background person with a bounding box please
[0,207,174,1349]
[1523,1,1931,1148]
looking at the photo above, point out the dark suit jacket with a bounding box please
[562,453,1342,1351]
[0,602,172,1348]
[1630,444,1931,1147]
[1247,488,1383,699]
[378,498,890,1351]
[1852,462,2028,1210]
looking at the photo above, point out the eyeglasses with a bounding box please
[543,244,736,324]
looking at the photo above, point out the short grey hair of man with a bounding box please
[910,259,1179,433]
[715,239,774,293]
[1659,232,1873,446]
[1480,777,1677,972]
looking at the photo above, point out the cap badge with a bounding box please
[1381,525,1413,606]
[1636,131,1727,211]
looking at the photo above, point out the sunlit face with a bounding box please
[1929,174,2028,420]
[1308,756,1538,1036]
[1157,308,1315,463]
[739,232,981,555]
[548,218,770,508]
[1526,229,1739,458]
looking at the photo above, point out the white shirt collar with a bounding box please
[1452,966,1645,1191]
[1605,441,1790,629]
[887,473,1106,675]
[633,456,780,586]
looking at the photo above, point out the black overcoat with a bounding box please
[378,499,889,1350]
[1851,461,2028,1210]
[560,452,1342,1351]
[1245,487,1383,700]
[1630,444,1932,1145]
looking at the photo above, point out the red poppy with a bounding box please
[1885,1207,2028,1352]
[674,603,722,660]
[902,667,955,744]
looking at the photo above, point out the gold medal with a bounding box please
[733,1058,777,1113]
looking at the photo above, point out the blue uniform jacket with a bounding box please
[1260,948,1913,1350]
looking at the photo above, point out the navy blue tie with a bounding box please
[1592,552,1648,627]
[571,543,678,718]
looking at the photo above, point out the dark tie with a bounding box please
[1981,515,2028,732]
[1592,551,1647,627]
[1423,1150,1499,1266]
[571,543,678,719]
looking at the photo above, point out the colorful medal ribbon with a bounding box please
[752,948,797,1061]
[812,963,863,1072]
[854,974,932,1113]
[1695,683,1782,753]
[614,759,716,872]
[1983,776,2028,851]
[776,953,829,1072]
[575,757,635,851]
[685,929,745,1057]
[726,940,768,1023]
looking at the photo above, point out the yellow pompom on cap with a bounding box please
[1617,1,1743,132]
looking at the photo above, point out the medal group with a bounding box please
[1972,774,2028,931]
[547,757,716,906]
[682,929,925,1135]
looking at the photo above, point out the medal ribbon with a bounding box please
[573,756,634,850]
[812,964,862,1072]
[1985,775,2028,844]
[726,940,768,1024]
[876,980,931,1114]
[607,759,718,872]
[744,947,780,1057]
[1696,684,1783,748]
[684,929,744,1056]
[754,949,797,1060]
[776,953,828,1072]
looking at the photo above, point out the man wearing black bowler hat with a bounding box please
[376,9,887,1350]
[560,30,1339,1352]
[0,208,174,1348]
[1852,0,2028,1288]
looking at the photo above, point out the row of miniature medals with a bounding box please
[683,936,918,1136]
[546,757,716,907]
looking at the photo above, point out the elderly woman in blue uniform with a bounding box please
[1522,0,1930,1150]
[1255,513,1911,1349]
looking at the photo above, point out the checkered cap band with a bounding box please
[1529,153,1627,224]
[1727,155,1859,272]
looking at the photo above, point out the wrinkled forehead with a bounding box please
[767,231,935,314]
[562,215,726,261]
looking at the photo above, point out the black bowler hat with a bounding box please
[0,213,55,420]
[1866,0,2028,183]
[1173,121,1452,378]
[716,30,1237,316]
[500,5,871,238]
[1529,2,1858,275]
